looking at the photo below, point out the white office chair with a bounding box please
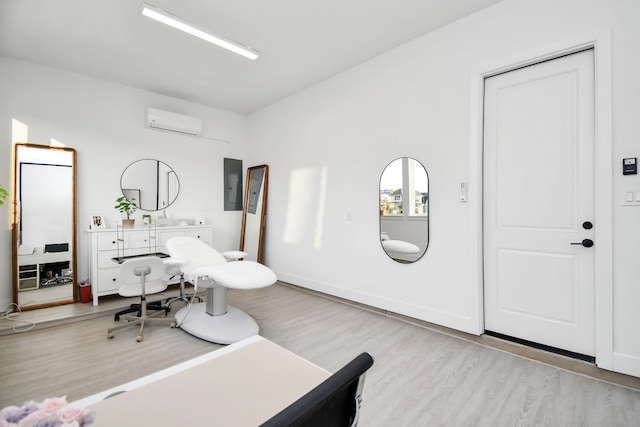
[165,236,277,344]
[107,256,176,342]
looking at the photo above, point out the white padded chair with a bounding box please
[107,256,176,342]
[165,236,277,344]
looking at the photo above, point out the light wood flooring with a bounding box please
[1,282,640,426]
[17,283,73,308]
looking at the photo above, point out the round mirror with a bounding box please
[120,159,180,211]
[379,157,429,263]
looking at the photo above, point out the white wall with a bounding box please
[247,0,640,377]
[0,56,249,309]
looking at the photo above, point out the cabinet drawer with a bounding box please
[19,264,38,273]
[19,277,39,291]
[97,268,121,293]
[97,251,121,269]
[129,231,157,249]
[157,231,185,247]
[97,233,123,251]
[186,230,210,243]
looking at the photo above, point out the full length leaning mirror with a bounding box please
[240,165,269,263]
[12,143,77,310]
[379,157,429,263]
[120,159,180,211]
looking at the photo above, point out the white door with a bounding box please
[483,49,595,357]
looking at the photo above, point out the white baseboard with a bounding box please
[275,272,477,335]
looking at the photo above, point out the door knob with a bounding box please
[582,221,593,230]
[571,239,594,248]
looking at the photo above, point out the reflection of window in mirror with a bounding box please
[380,158,428,218]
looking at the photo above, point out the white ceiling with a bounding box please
[0,0,501,114]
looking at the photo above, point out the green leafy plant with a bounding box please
[114,196,137,219]
[0,185,7,206]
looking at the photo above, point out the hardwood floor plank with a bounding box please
[1,283,639,426]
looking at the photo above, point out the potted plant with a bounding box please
[114,196,137,228]
[0,185,7,206]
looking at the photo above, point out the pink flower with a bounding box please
[57,406,85,423]
[39,397,66,414]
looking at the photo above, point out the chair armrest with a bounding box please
[163,258,189,276]
[163,258,188,267]
[222,251,248,261]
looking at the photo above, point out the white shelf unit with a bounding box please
[87,225,212,306]
[17,251,72,291]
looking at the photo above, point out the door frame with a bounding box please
[467,29,613,369]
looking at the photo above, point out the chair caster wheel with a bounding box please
[136,335,143,342]
[107,332,114,339]
[170,322,177,328]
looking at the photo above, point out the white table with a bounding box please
[72,336,330,426]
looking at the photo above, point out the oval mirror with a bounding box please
[120,159,180,211]
[379,157,429,262]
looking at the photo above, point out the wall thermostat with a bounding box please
[623,158,637,175]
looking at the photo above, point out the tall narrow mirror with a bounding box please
[12,143,77,310]
[379,157,429,263]
[240,165,269,263]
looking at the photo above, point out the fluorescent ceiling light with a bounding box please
[141,3,259,60]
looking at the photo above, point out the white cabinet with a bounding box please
[157,228,210,247]
[17,251,72,291]
[87,226,212,305]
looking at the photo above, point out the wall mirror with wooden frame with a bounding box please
[240,165,269,263]
[12,143,77,310]
[379,157,429,263]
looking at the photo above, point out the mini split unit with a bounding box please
[146,107,202,136]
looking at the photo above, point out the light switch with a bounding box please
[624,189,640,206]
[459,181,467,202]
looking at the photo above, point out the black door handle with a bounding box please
[571,239,594,248]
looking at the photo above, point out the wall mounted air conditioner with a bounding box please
[146,108,202,136]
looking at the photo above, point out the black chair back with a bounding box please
[260,352,374,427]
